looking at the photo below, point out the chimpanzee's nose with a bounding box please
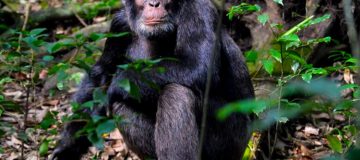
[149,0,160,8]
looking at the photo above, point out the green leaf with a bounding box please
[343,125,357,136]
[280,16,314,37]
[326,135,343,153]
[118,64,129,70]
[69,72,84,85]
[257,13,269,26]
[340,84,359,91]
[56,70,68,82]
[82,101,95,109]
[157,67,166,74]
[46,38,76,53]
[118,79,141,101]
[22,36,37,46]
[278,34,301,49]
[109,32,130,38]
[30,28,46,36]
[129,81,141,101]
[307,36,331,45]
[301,73,312,83]
[39,140,49,157]
[283,79,341,100]
[345,58,358,65]
[73,60,92,72]
[96,119,116,136]
[40,111,57,129]
[269,48,282,62]
[263,60,274,75]
[88,132,104,150]
[217,99,267,120]
[306,14,331,27]
[42,55,54,62]
[93,88,108,106]
[56,82,64,90]
[291,62,299,73]
[278,34,301,42]
[270,23,283,29]
[18,131,29,142]
[6,51,21,61]
[245,50,258,63]
[0,100,21,112]
[48,63,70,75]
[227,3,261,20]
[118,79,131,93]
[354,89,360,98]
[46,43,63,53]
[92,115,105,123]
[273,0,283,5]
[0,129,5,138]
[335,100,353,111]
[0,77,12,86]
[310,68,328,75]
[277,117,288,123]
[89,33,106,41]
[286,51,307,65]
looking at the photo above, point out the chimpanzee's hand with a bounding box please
[50,145,72,160]
[50,121,91,160]
[50,136,90,160]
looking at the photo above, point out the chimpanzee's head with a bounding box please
[122,0,181,38]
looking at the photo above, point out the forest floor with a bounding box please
[0,77,349,160]
[0,81,141,160]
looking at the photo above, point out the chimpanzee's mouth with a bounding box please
[144,16,169,26]
[144,19,165,26]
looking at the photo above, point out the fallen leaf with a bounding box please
[39,69,48,80]
[311,113,330,119]
[334,114,345,121]
[304,126,319,136]
[300,144,311,156]
[343,69,354,84]
[12,72,27,80]
[48,100,60,106]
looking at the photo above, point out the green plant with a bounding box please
[219,3,359,159]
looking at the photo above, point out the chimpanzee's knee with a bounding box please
[155,83,198,160]
[112,102,156,158]
[158,83,196,110]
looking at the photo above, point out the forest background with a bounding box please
[0,0,359,160]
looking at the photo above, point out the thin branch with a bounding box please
[16,1,31,52]
[71,1,88,27]
[269,43,284,159]
[20,2,31,159]
[197,0,225,159]
[342,0,360,59]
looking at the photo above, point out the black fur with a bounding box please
[52,0,254,159]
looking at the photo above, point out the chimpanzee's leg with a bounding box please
[113,103,157,158]
[155,83,198,160]
[51,121,91,160]
[51,105,105,160]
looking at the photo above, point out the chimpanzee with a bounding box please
[51,0,254,159]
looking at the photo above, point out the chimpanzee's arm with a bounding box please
[220,29,255,100]
[73,10,132,104]
[51,10,132,160]
[150,8,218,90]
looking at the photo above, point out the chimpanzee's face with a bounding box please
[123,0,177,38]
